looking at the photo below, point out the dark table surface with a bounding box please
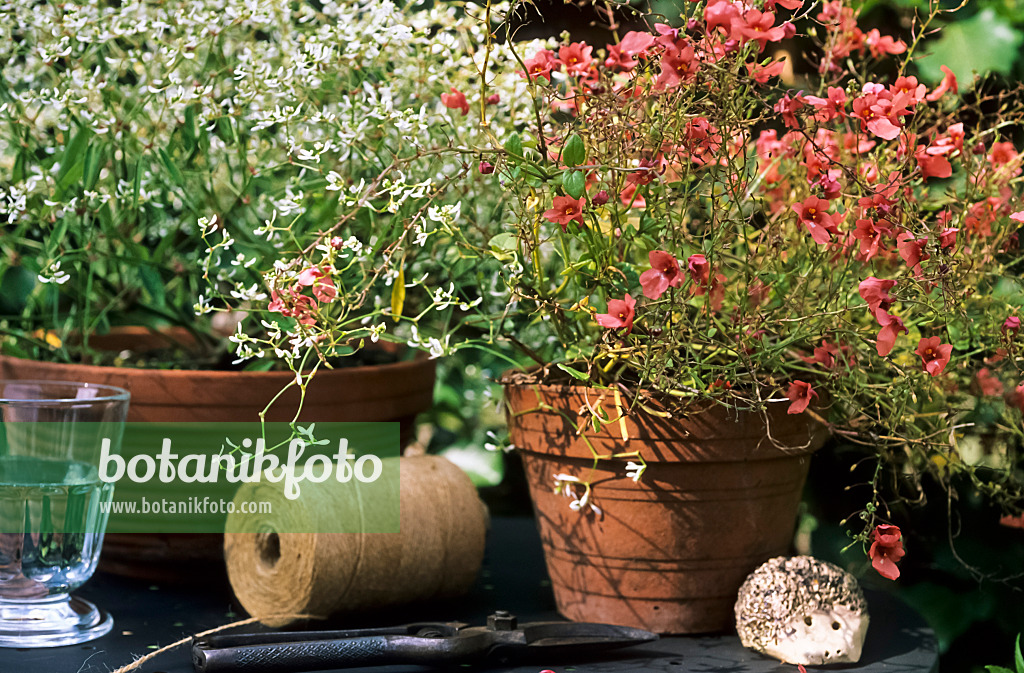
[2,517,938,673]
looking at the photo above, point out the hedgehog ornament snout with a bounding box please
[735,556,869,665]
[772,605,868,664]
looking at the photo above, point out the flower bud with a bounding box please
[479,161,495,174]
[591,190,610,206]
[1004,316,1021,336]
[487,93,500,105]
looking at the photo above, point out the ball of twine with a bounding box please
[224,455,488,627]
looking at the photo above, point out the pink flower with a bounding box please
[793,196,837,244]
[859,277,896,323]
[865,29,907,58]
[522,49,556,81]
[557,42,594,77]
[869,524,905,580]
[774,92,806,129]
[1003,316,1021,335]
[939,228,958,249]
[479,161,494,174]
[915,337,953,376]
[297,267,337,304]
[1007,384,1024,413]
[596,294,636,333]
[876,313,907,357]
[543,196,585,230]
[786,380,817,414]
[810,340,840,369]
[440,87,469,115]
[687,254,711,287]
[896,231,929,274]
[925,65,958,102]
[975,368,1004,397]
[639,250,682,299]
[729,9,787,52]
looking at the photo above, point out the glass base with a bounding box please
[0,595,113,647]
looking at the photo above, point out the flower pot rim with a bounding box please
[2,328,432,382]
[500,367,797,409]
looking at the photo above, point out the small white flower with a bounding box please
[625,461,646,483]
[38,261,70,285]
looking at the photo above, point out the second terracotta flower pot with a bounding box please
[505,379,827,634]
[0,329,437,580]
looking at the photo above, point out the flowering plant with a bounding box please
[443,0,1024,550]
[246,0,1024,552]
[0,0,513,371]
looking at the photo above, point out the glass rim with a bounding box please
[0,379,131,404]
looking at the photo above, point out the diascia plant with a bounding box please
[453,0,1024,550]
[315,0,1023,552]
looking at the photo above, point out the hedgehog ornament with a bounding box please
[734,556,869,665]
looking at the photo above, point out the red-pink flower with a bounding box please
[793,196,837,244]
[975,368,1004,397]
[746,59,786,84]
[865,29,907,58]
[596,294,636,333]
[687,254,711,286]
[1007,384,1024,413]
[654,41,699,90]
[440,87,469,115]
[859,277,896,323]
[852,218,891,261]
[939,227,958,249]
[786,380,817,414]
[896,231,929,275]
[925,65,958,102]
[1004,316,1021,335]
[639,250,682,299]
[869,524,905,580]
[557,42,594,77]
[522,49,556,81]
[729,9,787,52]
[810,340,840,369]
[297,267,338,304]
[876,312,907,357]
[543,196,585,230]
[915,144,953,180]
[805,87,847,122]
[915,337,953,376]
[774,92,806,129]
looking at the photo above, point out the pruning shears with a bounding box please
[192,610,658,672]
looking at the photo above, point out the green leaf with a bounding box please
[986,666,1014,673]
[503,132,522,158]
[557,363,590,381]
[183,105,198,154]
[564,170,586,199]
[489,233,517,253]
[138,265,167,308]
[1015,633,1023,673]
[916,9,1024,86]
[158,148,184,187]
[82,143,102,191]
[55,126,91,198]
[562,134,585,167]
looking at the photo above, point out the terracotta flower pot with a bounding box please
[0,328,436,579]
[505,380,828,634]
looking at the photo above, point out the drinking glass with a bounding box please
[0,380,130,647]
